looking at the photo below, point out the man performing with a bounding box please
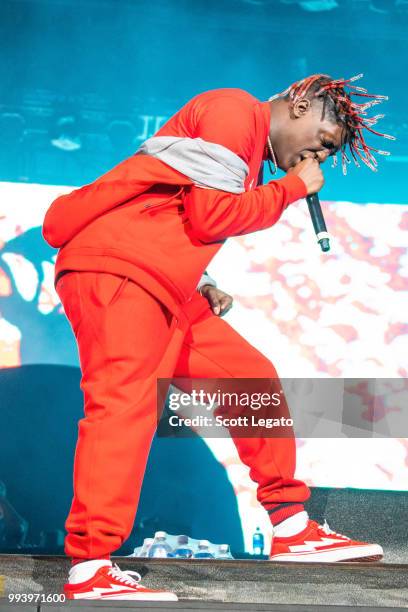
[42,73,393,601]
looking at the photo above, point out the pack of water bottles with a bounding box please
[129,531,234,559]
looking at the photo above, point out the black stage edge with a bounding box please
[0,556,407,611]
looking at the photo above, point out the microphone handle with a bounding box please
[306,193,330,252]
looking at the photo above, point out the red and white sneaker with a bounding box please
[64,562,178,601]
[270,520,383,563]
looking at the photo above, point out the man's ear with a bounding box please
[291,97,312,119]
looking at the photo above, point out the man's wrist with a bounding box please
[196,272,217,293]
[274,173,308,203]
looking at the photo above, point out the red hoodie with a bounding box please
[42,88,307,315]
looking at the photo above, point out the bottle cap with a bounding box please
[154,531,167,538]
[199,539,210,547]
[177,535,189,544]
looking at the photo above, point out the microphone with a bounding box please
[306,193,330,252]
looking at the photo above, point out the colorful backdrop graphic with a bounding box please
[0,180,407,551]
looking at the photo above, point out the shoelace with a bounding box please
[318,520,350,540]
[107,564,142,587]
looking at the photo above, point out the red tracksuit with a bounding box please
[43,88,310,558]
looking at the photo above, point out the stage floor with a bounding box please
[0,603,403,612]
[0,555,407,611]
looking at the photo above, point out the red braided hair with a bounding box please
[271,73,395,175]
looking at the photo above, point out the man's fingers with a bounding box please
[220,296,233,309]
[219,295,233,316]
[207,290,221,315]
[201,286,233,316]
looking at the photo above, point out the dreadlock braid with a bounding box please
[271,73,395,175]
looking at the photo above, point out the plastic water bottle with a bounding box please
[252,527,264,555]
[173,535,194,558]
[148,531,173,558]
[194,539,215,559]
[216,544,233,559]
[138,537,154,557]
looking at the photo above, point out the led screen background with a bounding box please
[0,0,407,556]
[1,181,407,530]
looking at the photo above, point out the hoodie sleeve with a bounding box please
[183,93,307,242]
[184,175,306,243]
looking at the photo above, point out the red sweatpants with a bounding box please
[56,271,309,558]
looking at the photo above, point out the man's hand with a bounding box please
[200,285,233,317]
[288,158,324,195]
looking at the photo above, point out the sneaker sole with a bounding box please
[269,544,383,563]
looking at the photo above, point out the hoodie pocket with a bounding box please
[56,271,83,334]
[93,273,129,308]
[141,186,185,213]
